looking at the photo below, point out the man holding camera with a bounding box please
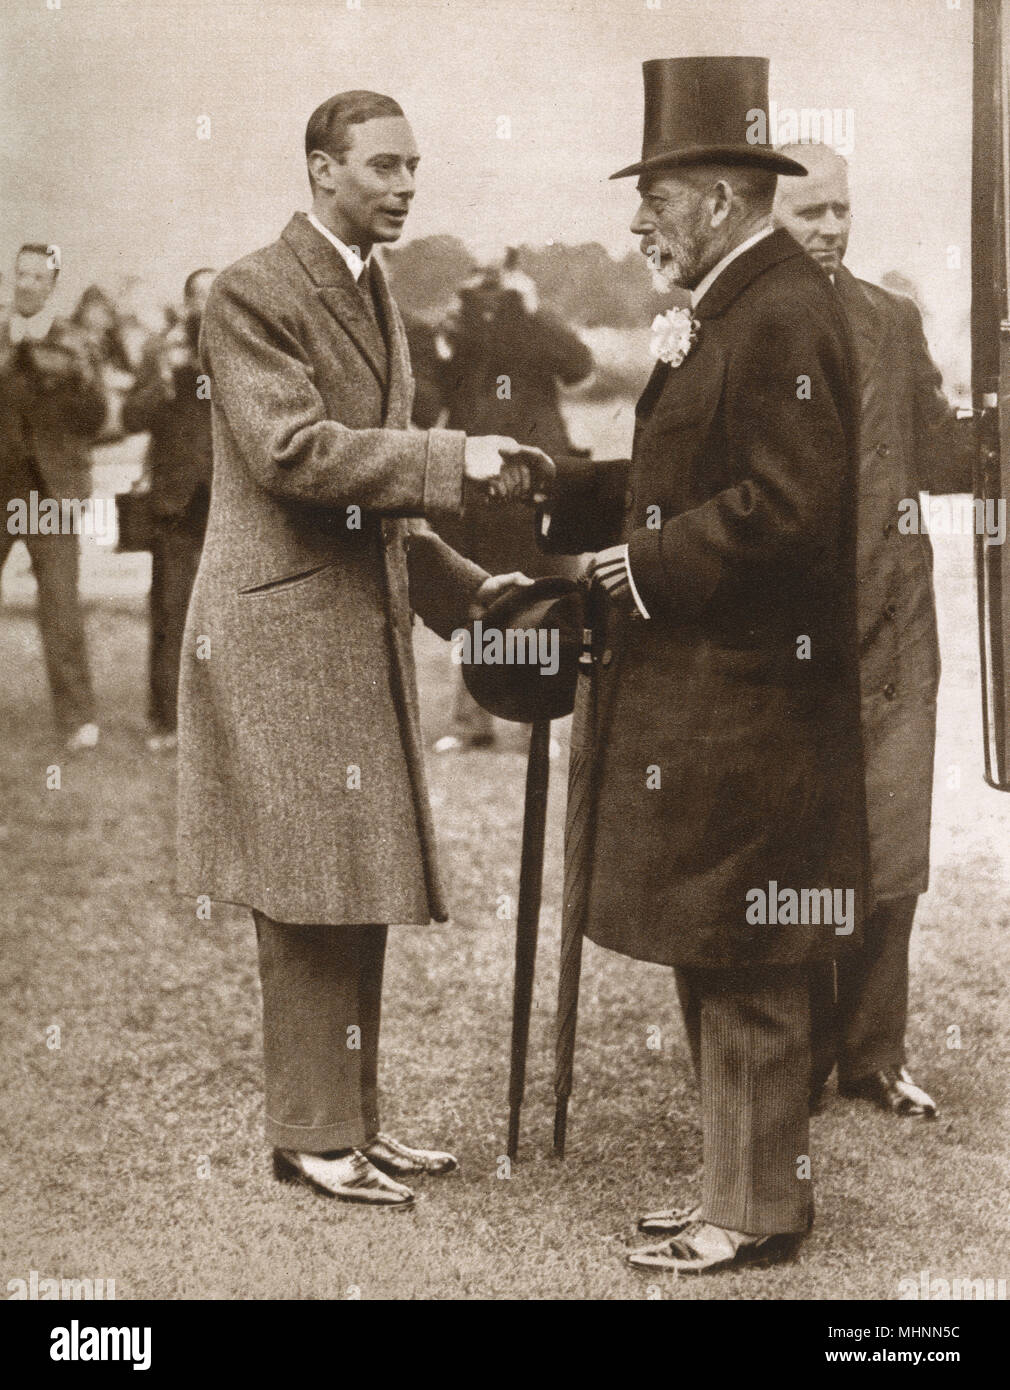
[431,254,593,749]
[1,243,106,750]
[122,267,216,752]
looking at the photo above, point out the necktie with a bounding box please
[358,263,380,328]
[357,263,388,379]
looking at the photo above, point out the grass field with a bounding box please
[1,453,1008,1300]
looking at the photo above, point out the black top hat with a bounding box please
[610,56,807,180]
[461,577,584,723]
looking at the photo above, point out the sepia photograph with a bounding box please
[2,0,1008,1350]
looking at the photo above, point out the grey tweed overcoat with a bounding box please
[177,212,485,926]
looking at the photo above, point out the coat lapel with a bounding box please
[317,284,388,389]
[370,255,413,426]
[281,213,388,389]
[635,358,670,420]
[832,264,883,391]
[693,227,809,321]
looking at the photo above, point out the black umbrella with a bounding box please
[506,718,552,1160]
[554,589,599,1156]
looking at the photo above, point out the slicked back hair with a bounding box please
[305,90,405,190]
[17,242,59,278]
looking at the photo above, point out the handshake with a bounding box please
[462,435,555,504]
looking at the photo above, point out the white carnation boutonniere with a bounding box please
[649,306,700,367]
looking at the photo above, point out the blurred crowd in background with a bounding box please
[1,250,216,753]
[0,228,972,761]
[0,240,615,757]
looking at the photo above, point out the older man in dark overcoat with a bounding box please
[539,58,868,1273]
[775,142,974,1120]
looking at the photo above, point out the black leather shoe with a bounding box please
[627,1221,802,1275]
[273,1148,415,1206]
[840,1066,937,1118]
[361,1132,458,1177]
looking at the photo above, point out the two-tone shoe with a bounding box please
[636,1203,812,1243]
[273,1148,415,1206]
[361,1132,458,1177]
[636,1204,701,1237]
[627,1220,801,1275]
[840,1066,937,1118]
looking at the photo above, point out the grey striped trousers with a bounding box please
[253,913,387,1154]
[674,964,813,1236]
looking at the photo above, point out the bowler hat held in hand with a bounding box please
[458,576,583,723]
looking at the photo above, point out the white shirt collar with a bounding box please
[7,301,59,344]
[307,212,368,283]
[690,224,775,309]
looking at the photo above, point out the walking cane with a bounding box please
[506,717,552,1160]
[554,583,597,1157]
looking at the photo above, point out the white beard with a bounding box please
[648,231,704,293]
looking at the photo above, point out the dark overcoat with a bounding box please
[0,319,106,499]
[542,229,869,968]
[435,293,593,579]
[177,213,485,926]
[833,266,972,901]
[121,342,213,520]
[440,292,593,457]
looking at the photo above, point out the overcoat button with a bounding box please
[883,521,895,538]
[883,682,897,700]
[876,442,891,457]
[884,601,897,619]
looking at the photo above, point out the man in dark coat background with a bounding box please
[428,254,594,749]
[122,267,216,752]
[539,58,868,1273]
[775,142,975,1121]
